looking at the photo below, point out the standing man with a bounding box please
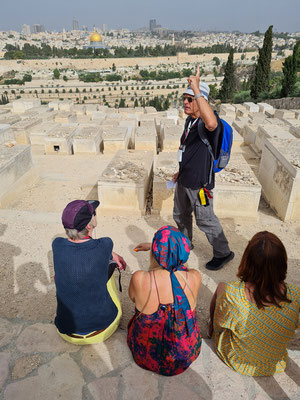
[173,66,234,271]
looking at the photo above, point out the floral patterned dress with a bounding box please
[127,271,202,376]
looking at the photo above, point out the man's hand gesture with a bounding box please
[187,65,201,96]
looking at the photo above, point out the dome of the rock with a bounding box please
[90,32,102,42]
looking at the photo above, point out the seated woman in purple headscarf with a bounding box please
[127,225,202,376]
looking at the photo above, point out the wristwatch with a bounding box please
[194,93,204,100]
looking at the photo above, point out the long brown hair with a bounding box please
[237,231,291,309]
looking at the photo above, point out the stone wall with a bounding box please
[265,97,300,110]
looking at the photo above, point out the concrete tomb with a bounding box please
[0,144,32,203]
[102,126,131,153]
[72,125,103,154]
[12,118,42,144]
[98,150,154,215]
[259,138,300,221]
[29,122,60,145]
[44,124,78,155]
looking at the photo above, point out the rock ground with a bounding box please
[0,150,299,400]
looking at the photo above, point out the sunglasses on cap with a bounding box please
[182,96,194,103]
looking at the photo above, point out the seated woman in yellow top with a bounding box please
[209,231,300,376]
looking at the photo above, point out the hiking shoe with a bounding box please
[206,251,234,271]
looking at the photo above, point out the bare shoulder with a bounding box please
[187,268,202,281]
[130,270,150,287]
[216,282,227,297]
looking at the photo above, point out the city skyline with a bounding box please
[1,0,300,33]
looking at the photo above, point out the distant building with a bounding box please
[83,31,109,50]
[21,24,31,36]
[149,19,157,31]
[33,24,45,33]
[72,19,79,31]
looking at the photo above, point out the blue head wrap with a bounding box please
[152,226,194,335]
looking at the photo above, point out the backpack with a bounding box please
[197,116,233,185]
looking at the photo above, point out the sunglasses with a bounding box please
[182,96,194,103]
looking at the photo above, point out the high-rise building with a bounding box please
[33,24,45,33]
[72,19,79,30]
[149,19,157,31]
[21,24,31,36]
[102,24,107,34]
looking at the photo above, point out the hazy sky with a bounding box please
[1,0,299,33]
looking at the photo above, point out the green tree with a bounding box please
[63,75,68,81]
[112,63,116,72]
[218,48,235,102]
[119,98,126,108]
[250,25,273,99]
[281,41,300,97]
[53,68,60,79]
[213,56,220,66]
[134,99,138,107]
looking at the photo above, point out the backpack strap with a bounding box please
[197,120,215,186]
[197,112,224,185]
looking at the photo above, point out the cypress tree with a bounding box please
[218,48,235,102]
[250,25,273,99]
[281,40,300,97]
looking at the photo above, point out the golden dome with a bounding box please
[90,32,102,42]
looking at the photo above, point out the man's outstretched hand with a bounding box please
[112,251,127,270]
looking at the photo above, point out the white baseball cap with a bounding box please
[183,81,210,101]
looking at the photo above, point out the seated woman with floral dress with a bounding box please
[127,225,202,376]
[209,231,300,376]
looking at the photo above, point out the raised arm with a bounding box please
[188,66,217,132]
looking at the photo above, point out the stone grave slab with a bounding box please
[145,106,157,114]
[55,112,77,124]
[214,154,261,219]
[255,124,295,154]
[289,124,300,139]
[243,124,257,145]
[103,118,120,127]
[73,105,86,115]
[135,126,157,152]
[234,104,248,117]
[29,122,60,145]
[152,152,177,215]
[0,109,10,116]
[220,104,236,115]
[85,105,99,115]
[152,152,261,219]
[274,109,296,119]
[91,111,106,121]
[244,102,259,112]
[73,125,103,154]
[0,145,32,200]
[0,124,14,145]
[161,125,182,151]
[265,109,275,117]
[98,150,154,216]
[12,99,41,113]
[59,100,74,112]
[258,138,300,221]
[44,124,78,155]
[0,115,21,126]
[48,101,60,110]
[119,120,136,148]
[232,129,244,150]
[257,103,274,113]
[232,118,249,134]
[12,118,42,144]
[102,126,130,153]
[77,115,92,123]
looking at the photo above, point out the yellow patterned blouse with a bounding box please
[213,281,300,376]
